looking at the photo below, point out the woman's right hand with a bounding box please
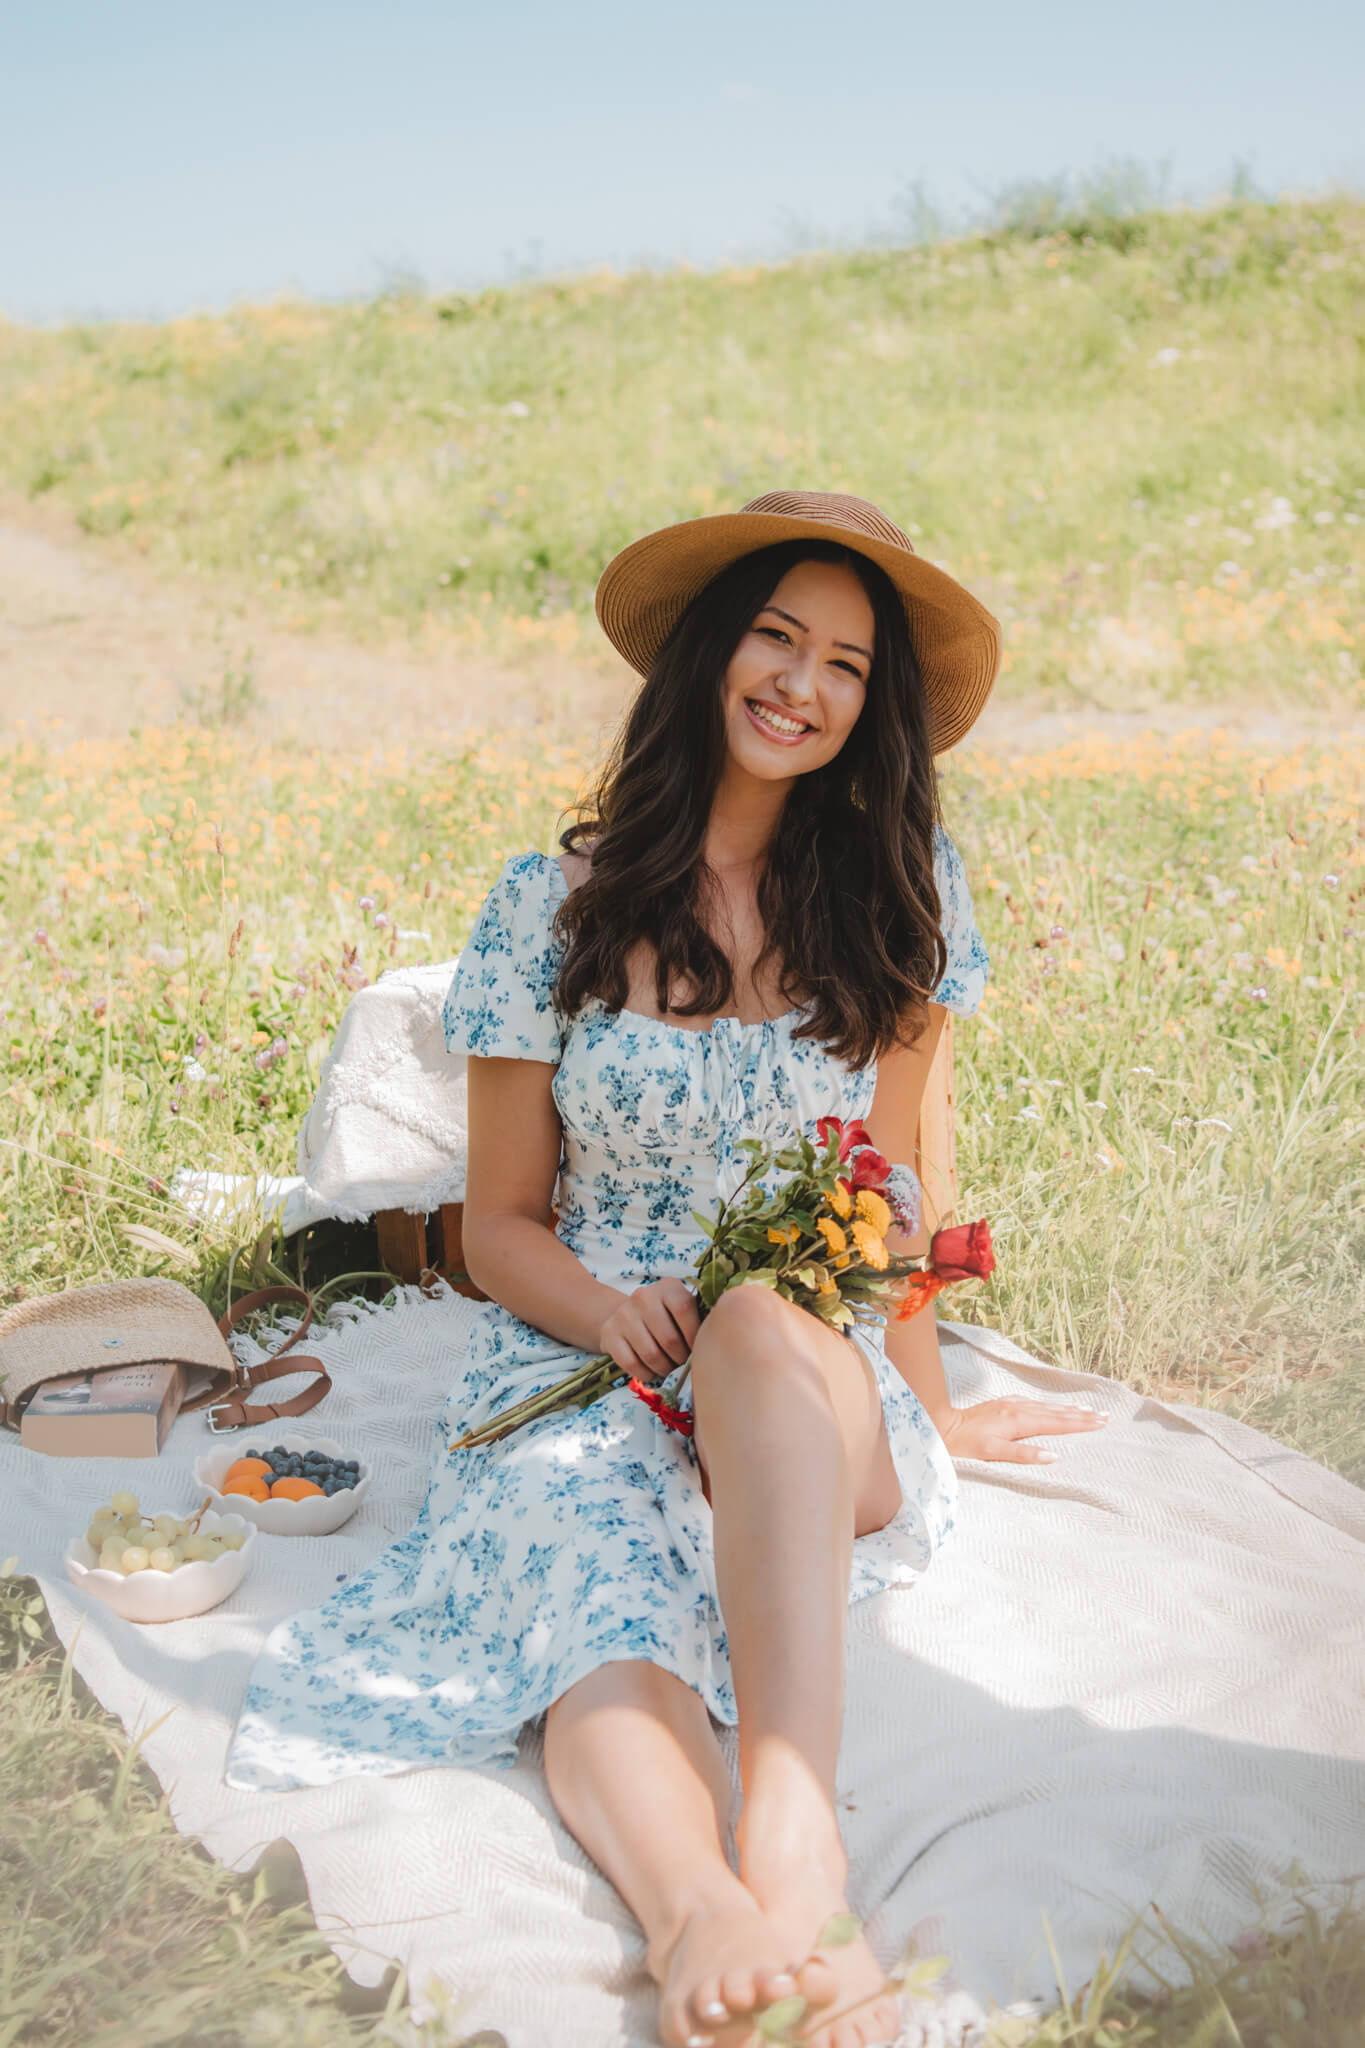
[598,1280,701,1382]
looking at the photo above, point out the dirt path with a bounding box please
[0,502,1359,758]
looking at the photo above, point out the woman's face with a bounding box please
[720,558,873,783]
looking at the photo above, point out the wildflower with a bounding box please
[816,1216,847,1256]
[883,1164,921,1231]
[828,1181,853,1220]
[896,1272,948,1321]
[767,1223,798,1246]
[628,1379,694,1437]
[850,1221,889,1270]
[930,1220,996,1281]
[855,1189,893,1236]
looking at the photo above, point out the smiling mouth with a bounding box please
[745,698,815,740]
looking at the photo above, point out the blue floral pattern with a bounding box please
[226,835,988,1791]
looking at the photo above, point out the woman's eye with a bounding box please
[757,625,791,645]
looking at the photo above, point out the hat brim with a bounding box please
[595,511,1001,754]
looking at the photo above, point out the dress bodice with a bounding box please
[441,844,988,1291]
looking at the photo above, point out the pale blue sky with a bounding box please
[2,0,1361,323]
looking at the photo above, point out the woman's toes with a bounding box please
[858,1992,903,2045]
[718,1966,759,2015]
[687,1977,728,2029]
[795,1952,839,2010]
[754,1963,799,2006]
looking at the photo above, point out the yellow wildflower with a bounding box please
[855,1189,892,1236]
[850,1221,889,1271]
[767,1224,797,1245]
[816,1216,847,1256]
[828,1182,853,1220]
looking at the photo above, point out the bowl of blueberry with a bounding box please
[194,1435,370,1537]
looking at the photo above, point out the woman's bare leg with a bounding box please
[691,1286,905,2047]
[544,1289,906,2048]
[544,1658,818,2046]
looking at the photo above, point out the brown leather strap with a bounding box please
[193,1285,332,1433]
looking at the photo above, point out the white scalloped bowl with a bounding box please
[65,1509,255,1623]
[193,1433,370,1536]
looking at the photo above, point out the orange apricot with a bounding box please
[221,1474,270,1501]
[269,1476,324,1500]
[223,1457,272,1484]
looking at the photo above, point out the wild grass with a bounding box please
[1,193,1362,2046]
[1,197,1363,715]
[1,728,1362,2034]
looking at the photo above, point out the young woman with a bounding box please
[228,492,1105,2048]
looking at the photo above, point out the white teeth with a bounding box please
[749,700,810,737]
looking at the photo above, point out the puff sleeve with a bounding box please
[442,852,566,1062]
[930,824,989,1017]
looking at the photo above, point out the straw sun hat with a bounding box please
[595,490,1001,754]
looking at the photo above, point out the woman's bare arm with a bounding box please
[460,1052,699,1378]
[866,1007,955,1427]
[867,1008,1106,1462]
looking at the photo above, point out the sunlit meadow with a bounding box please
[2,722,1363,2047]
[1,196,1363,720]
[2,193,1363,2048]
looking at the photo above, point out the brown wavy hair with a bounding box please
[555,540,947,1069]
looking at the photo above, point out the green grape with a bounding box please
[93,1503,117,1522]
[86,1520,115,1549]
[153,1514,180,1541]
[217,1529,246,1552]
[120,1546,150,1574]
[180,1534,213,1563]
[126,1523,157,1548]
[100,1530,127,1556]
[98,1545,125,1572]
[147,1547,178,1573]
[110,1490,139,1517]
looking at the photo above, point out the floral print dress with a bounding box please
[226,833,989,1790]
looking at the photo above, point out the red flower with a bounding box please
[929,1219,996,1282]
[818,1116,888,1191]
[817,1115,872,1161]
[848,1146,890,1192]
[895,1272,948,1321]
[629,1378,695,1437]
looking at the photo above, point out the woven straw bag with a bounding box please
[0,1278,330,1434]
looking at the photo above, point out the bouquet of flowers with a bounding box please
[450,1116,994,1450]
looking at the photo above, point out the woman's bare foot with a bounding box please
[653,1894,835,2048]
[740,1829,901,2048]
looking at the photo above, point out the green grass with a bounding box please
[2,723,1362,2038]
[2,197,1363,2043]
[2,196,1363,711]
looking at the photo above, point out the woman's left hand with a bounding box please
[936,1398,1108,1463]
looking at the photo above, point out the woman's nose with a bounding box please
[776,651,818,704]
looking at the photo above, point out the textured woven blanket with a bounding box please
[6,1292,1363,2047]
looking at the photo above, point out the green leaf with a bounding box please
[689,1208,718,1239]
[734,1268,779,1287]
[754,1994,808,2040]
[817,1911,861,1948]
[898,1954,950,1995]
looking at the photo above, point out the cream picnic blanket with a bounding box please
[5,1292,1363,2047]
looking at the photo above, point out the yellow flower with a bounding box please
[828,1182,853,1220]
[850,1221,889,1271]
[816,1216,847,1256]
[855,1189,892,1236]
[767,1224,797,1245]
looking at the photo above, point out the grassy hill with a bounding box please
[2,195,1362,712]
